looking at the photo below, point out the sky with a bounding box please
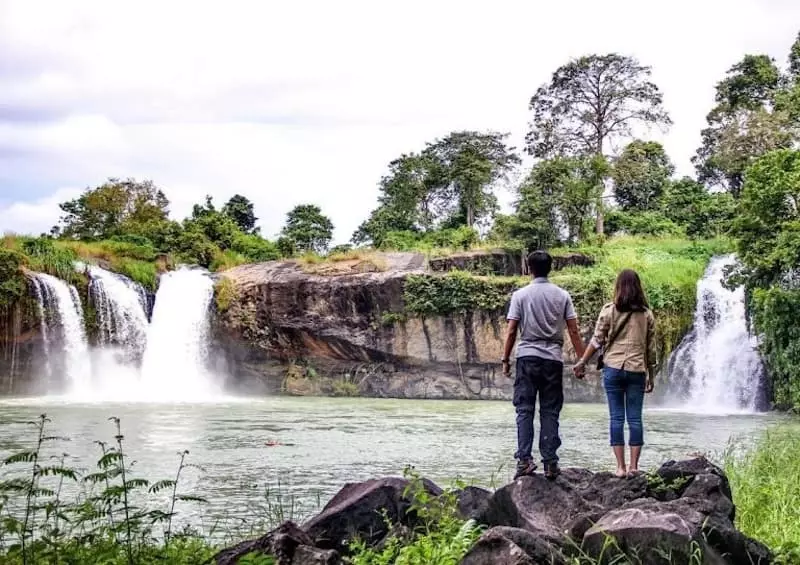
[1,0,799,244]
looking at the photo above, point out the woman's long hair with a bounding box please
[614,269,649,312]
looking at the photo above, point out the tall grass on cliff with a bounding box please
[725,424,800,564]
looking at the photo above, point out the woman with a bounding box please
[573,269,656,478]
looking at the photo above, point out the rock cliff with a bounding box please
[211,251,605,402]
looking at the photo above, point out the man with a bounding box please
[502,250,586,480]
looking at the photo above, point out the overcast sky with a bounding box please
[1,0,799,244]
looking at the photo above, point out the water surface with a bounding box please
[0,398,780,528]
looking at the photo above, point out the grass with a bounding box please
[725,423,800,564]
[214,277,238,313]
[297,249,388,275]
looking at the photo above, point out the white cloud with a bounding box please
[1,0,799,242]
[0,187,81,236]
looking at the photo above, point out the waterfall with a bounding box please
[88,266,149,361]
[31,273,91,392]
[30,277,54,379]
[666,255,764,413]
[139,267,219,400]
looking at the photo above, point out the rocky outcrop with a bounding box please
[211,252,605,402]
[211,456,771,565]
[0,289,46,394]
[428,249,594,276]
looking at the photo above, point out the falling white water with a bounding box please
[666,255,764,413]
[138,267,219,400]
[30,277,53,378]
[88,266,149,359]
[32,273,91,392]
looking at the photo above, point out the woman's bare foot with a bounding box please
[614,467,627,478]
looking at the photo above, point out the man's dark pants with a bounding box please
[513,355,564,464]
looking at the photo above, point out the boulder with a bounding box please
[681,472,735,521]
[460,527,548,565]
[656,457,732,499]
[478,473,600,542]
[456,486,492,520]
[290,545,341,565]
[212,521,318,565]
[582,498,771,565]
[303,476,442,552]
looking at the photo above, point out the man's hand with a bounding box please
[572,360,586,379]
[502,359,511,377]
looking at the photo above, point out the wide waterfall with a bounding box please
[140,268,219,400]
[28,265,220,401]
[665,255,764,413]
[31,273,91,393]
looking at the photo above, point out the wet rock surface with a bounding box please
[212,457,771,565]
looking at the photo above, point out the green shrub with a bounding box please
[214,277,238,313]
[349,468,482,565]
[726,425,800,564]
[750,287,800,410]
[605,210,684,237]
[404,271,519,316]
[114,258,158,290]
[0,249,26,309]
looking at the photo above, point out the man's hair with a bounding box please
[527,250,552,278]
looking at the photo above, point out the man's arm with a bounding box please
[566,318,585,361]
[502,319,518,377]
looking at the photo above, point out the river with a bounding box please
[0,397,780,532]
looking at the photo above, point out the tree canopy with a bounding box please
[281,204,334,254]
[525,53,671,159]
[222,195,259,234]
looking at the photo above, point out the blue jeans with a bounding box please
[513,356,564,464]
[603,367,646,447]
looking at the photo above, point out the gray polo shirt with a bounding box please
[507,277,577,362]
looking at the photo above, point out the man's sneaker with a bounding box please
[514,459,537,479]
[543,461,561,480]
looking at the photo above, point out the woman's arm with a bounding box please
[573,305,610,375]
[645,311,657,392]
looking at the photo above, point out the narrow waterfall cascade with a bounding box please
[87,266,149,360]
[139,267,219,400]
[31,273,91,392]
[30,277,54,378]
[665,255,764,413]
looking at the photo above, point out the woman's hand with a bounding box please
[573,360,586,379]
[645,376,655,393]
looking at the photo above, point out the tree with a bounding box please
[281,204,334,254]
[56,178,170,241]
[526,53,671,234]
[526,54,671,158]
[693,54,795,196]
[353,131,519,245]
[612,140,675,211]
[422,131,520,228]
[512,155,607,246]
[731,149,800,285]
[789,31,800,80]
[222,194,259,234]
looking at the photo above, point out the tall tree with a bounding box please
[612,140,675,211]
[789,31,800,80]
[693,54,794,196]
[422,131,520,228]
[514,155,607,245]
[352,131,519,245]
[222,194,259,234]
[281,204,334,254]
[526,53,671,233]
[56,178,170,240]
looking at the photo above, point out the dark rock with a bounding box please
[290,545,341,565]
[583,498,771,565]
[578,470,649,510]
[212,521,313,565]
[478,473,600,542]
[682,472,735,521]
[583,499,726,565]
[656,457,732,499]
[303,476,442,552]
[456,486,492,520]
[459,528,539,565]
